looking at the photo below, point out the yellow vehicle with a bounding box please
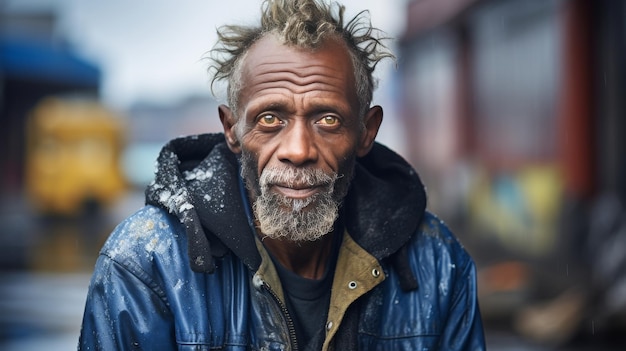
[25,97,127,216]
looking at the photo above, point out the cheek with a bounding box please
[240,137,272,175]
[239,149,262,196]
[319,137,359,171]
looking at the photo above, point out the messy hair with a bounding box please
[208,0,394,118]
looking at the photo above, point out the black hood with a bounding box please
[145,133,427,276]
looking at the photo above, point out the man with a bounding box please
[79,0,485,350]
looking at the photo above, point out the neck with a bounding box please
[260,232,335,280]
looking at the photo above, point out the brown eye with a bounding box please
[318,115,338,126]
[259,114,280,126]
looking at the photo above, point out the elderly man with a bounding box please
[79,0,485,350]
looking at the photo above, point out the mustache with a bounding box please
[254,166,340,241]
[259,167,338,189]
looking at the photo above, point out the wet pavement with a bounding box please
[0,272,91,350]
[0,191,140,351]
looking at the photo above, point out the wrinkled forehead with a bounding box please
[246,34,353,72]
[237,33,358,103]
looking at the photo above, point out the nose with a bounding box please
[276,120,318,166]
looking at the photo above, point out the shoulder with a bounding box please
[100,205,189,274]
[413,211,470,256]
[405,211,476,279]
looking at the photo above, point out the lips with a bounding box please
[271,184,323,199]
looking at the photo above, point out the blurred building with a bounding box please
[0,6,100,196]
[0,5,116,273]
[122,95,222,188]
[398,0,625,346]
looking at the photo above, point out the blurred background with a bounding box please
[0,0,624,350]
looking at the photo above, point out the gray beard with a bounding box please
[240,151,354,242]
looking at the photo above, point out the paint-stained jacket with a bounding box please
[79,133,486,350]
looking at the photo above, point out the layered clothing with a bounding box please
[79,133,485,350]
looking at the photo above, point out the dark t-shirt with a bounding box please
[269,229,342,350]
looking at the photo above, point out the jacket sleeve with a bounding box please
[438,257,486,351]
[79,254,176,350]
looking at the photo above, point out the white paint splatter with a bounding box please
[173,279,184,291]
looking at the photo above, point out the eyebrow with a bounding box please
[246,94,353,117]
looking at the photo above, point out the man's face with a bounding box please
[220,34,381,241]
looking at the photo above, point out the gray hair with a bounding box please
[208,0,394,118]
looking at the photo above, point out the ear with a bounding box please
[219,104,241,154]
[356,105,383,157]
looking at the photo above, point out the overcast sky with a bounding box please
[5,0,408,109]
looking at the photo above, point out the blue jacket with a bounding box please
[79,134,485,350]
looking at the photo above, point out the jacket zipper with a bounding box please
[261,282,300,351]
